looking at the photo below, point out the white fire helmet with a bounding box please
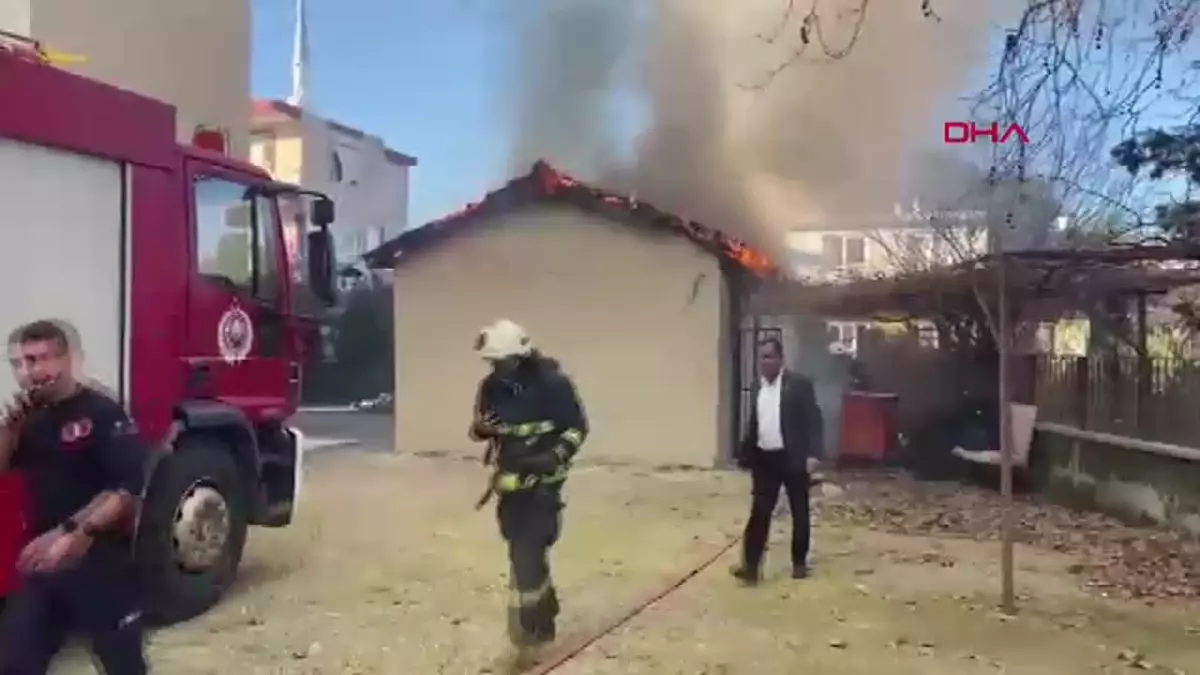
[474,319,533,361]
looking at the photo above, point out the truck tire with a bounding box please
[136,434,250,625]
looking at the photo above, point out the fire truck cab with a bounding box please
[0,38,337,623]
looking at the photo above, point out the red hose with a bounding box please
[526,534,743,674]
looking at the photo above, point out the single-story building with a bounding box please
[363,161,776,467]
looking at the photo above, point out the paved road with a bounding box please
[291,410,392,452]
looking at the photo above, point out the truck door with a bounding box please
[187,168,294,421]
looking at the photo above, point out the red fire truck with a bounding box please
[0,39,338,623]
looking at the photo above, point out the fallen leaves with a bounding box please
[817,471,1200,601]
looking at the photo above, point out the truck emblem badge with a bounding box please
[217,305,254,364]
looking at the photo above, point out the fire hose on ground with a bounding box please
[523,532,744,674]
[521,474,840,672]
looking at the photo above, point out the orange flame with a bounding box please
[530,160,776,276]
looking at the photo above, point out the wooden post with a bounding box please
[1071,356,1090,487]
[998,254,1016,614]
[1135,292,1150,435]
[1073,356,1089,429]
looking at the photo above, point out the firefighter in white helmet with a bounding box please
[469,319,588,648]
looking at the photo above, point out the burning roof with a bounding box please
[362,161,775,277]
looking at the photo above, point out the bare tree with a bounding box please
[968,0,1199,234]
[746,0,1199,234]
[749,0,942,85]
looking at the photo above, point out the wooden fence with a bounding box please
[1034,355,1200,447]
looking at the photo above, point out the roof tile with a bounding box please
[363,160,775,276]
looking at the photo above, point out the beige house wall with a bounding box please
[391,206,733,468]
[2,0,251,158]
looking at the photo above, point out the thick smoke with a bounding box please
[724,1,996,227]
[507,0,636,178]
[622,1,763,247]
[507,0,999,256]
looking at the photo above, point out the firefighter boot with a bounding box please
[508,589,557,647]
[506,606,529,648]
[532,585,559,643]
[506,604,542,648]
[507,611,544,648]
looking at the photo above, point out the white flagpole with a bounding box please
[287,0,309,107]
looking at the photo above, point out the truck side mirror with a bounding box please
[311,197,335,227]
[307,230,337,306]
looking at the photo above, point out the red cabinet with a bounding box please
[838,392,898,463]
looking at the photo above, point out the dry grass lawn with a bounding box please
[52,451,1200,674]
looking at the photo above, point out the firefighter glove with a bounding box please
[471,411,503,438]
[495,472,520,492]
[495,472,540,492]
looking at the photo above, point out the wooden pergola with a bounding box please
[750,243,1200,613]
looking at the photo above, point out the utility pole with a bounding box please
[997,133,1028,615]
[991,24,1023,617]
[997,247,1015,614]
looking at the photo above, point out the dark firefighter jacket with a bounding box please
[471,353,588,492]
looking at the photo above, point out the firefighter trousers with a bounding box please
[497,488,562,644]
[0,555,147,675]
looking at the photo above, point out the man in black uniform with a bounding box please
[0,320,152,675]
[469,319,587,648]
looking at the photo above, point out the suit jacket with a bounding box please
[738,370,824,471]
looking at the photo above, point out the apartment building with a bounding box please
[250,100,417,285]
[786,205,989,354]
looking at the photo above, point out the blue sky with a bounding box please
[252,0,519,227]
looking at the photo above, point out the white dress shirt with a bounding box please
[756,375,785,451]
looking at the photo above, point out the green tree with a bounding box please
[1111,126,1200,240]
[332,285,394,399]
[301,284,394,404]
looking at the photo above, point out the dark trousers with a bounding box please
[742,450,811,570]
[0,556,147,675]
[497,488,561,642]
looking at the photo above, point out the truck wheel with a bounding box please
[136,434,250,625]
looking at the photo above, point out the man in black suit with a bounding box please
[731,337,824,584]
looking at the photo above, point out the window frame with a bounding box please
[192,175,286,310]
[844,236,866,265]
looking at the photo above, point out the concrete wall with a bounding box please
[4,0,252,157]
[1036,427,1200,535]
[391,205,730,468]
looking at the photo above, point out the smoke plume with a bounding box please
[507,0,999,258]
[622,1,762,246]
[507,0,636,178]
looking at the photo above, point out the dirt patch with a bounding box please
[823,471,1200,601]
[826,529,1087,599]
[47,454,1200,674]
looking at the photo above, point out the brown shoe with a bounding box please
[729,564,761,585]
